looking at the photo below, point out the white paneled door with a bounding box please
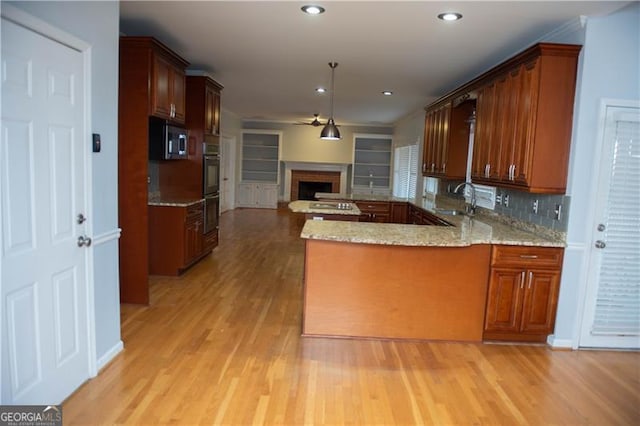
[220,135,235,213]
[1,18,91,403]
[580,101,640,349]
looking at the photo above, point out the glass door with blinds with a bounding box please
[393,144,418,198]
[580,101,640,349]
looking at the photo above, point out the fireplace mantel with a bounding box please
[283,161,349,202]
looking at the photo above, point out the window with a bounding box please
[393,144,418,198]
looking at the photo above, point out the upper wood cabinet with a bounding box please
[422,102,451,176]
[205,83,222,135]
[425,43,580,193]
[187,75,223,136]
[423,98,475,180]
[471,44,581,193]
[150,50,188,123]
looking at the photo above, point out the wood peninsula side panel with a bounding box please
[303,241,491,341]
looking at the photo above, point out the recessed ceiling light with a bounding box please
[382,91,393,96]
[315,87,326,93]
[301,5,325,15]
[437,12,462,21]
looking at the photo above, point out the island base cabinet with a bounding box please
[483,246,563,343]
[303,241,491,342]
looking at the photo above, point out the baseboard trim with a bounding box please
[547,335,574,349]
[96,340,124,373]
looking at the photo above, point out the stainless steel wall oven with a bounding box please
[203,138,220,234]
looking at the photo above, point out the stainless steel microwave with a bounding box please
[148,116,188,160]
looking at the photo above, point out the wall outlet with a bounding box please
[495,193,502,205]
[504,194,510,207]
[532,199,539,214]
[554,204,562,221]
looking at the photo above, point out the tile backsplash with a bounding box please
[440,179,570,232]
[148,160,160,195]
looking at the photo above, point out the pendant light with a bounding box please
[320,62,341,140]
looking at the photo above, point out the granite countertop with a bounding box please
[148,196,204,207]
[288,200,361,216]
[315,192,408,202]
[302,193,565,248]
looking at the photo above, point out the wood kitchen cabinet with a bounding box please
[355,201,391,223]
[471,43,581,193]
[118,37,189,303]
[151,54,186,123]
[484,245,564,342]
[422,102,451,176]
[149,202,212,276]
[390,202,409,224]
[423,99,474,180]
[205,83,222,136]
[187,75,223,137]
[165,75,225,201]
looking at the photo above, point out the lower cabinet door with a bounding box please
[257,184,278,208]
[484,268,525,333]
[237,183,256,207]
[184,221,199,265]
[520,269,561,334]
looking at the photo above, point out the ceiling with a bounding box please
[120,1,629,126]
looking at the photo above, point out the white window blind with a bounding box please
[592,118,640,335]
[393,144,418,198]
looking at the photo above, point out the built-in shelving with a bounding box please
[238,130,281,209]
[352,135,392,193]
[241,131,281,183]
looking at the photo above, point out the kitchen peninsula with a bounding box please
[297,196,565,343]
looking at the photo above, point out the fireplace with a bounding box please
[297,181,332,200]
[290,170,340,201]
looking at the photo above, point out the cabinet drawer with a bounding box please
[491,245,564,269]
[355,201,390,213]
[186,202,203,221]
[204,229,218,250]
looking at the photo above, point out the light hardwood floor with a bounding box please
[64,208,639,425]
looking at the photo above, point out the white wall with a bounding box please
[8,0,123,366]
[393,110,426,197]
[551,2,640,347]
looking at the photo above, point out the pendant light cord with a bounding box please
[328,62,338,120]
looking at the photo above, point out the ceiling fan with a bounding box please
[294,113,326,127]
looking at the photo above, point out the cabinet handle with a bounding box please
[422,163,426,173]
[519,254,538,259]
[528,271,533,289]
[511,164,516,181]
[431,163,435,173]
[442,163,446,174]
[520,271,525,289]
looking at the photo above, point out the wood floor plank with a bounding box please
[63,208,640,425]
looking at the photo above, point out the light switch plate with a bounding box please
[92,133,101,153]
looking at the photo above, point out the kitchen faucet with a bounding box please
[454,182,477,215]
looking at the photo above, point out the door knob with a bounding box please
[597,224,606,231]
[77,213,87,224]
[77,235,92,247]
[595,240,606,249]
